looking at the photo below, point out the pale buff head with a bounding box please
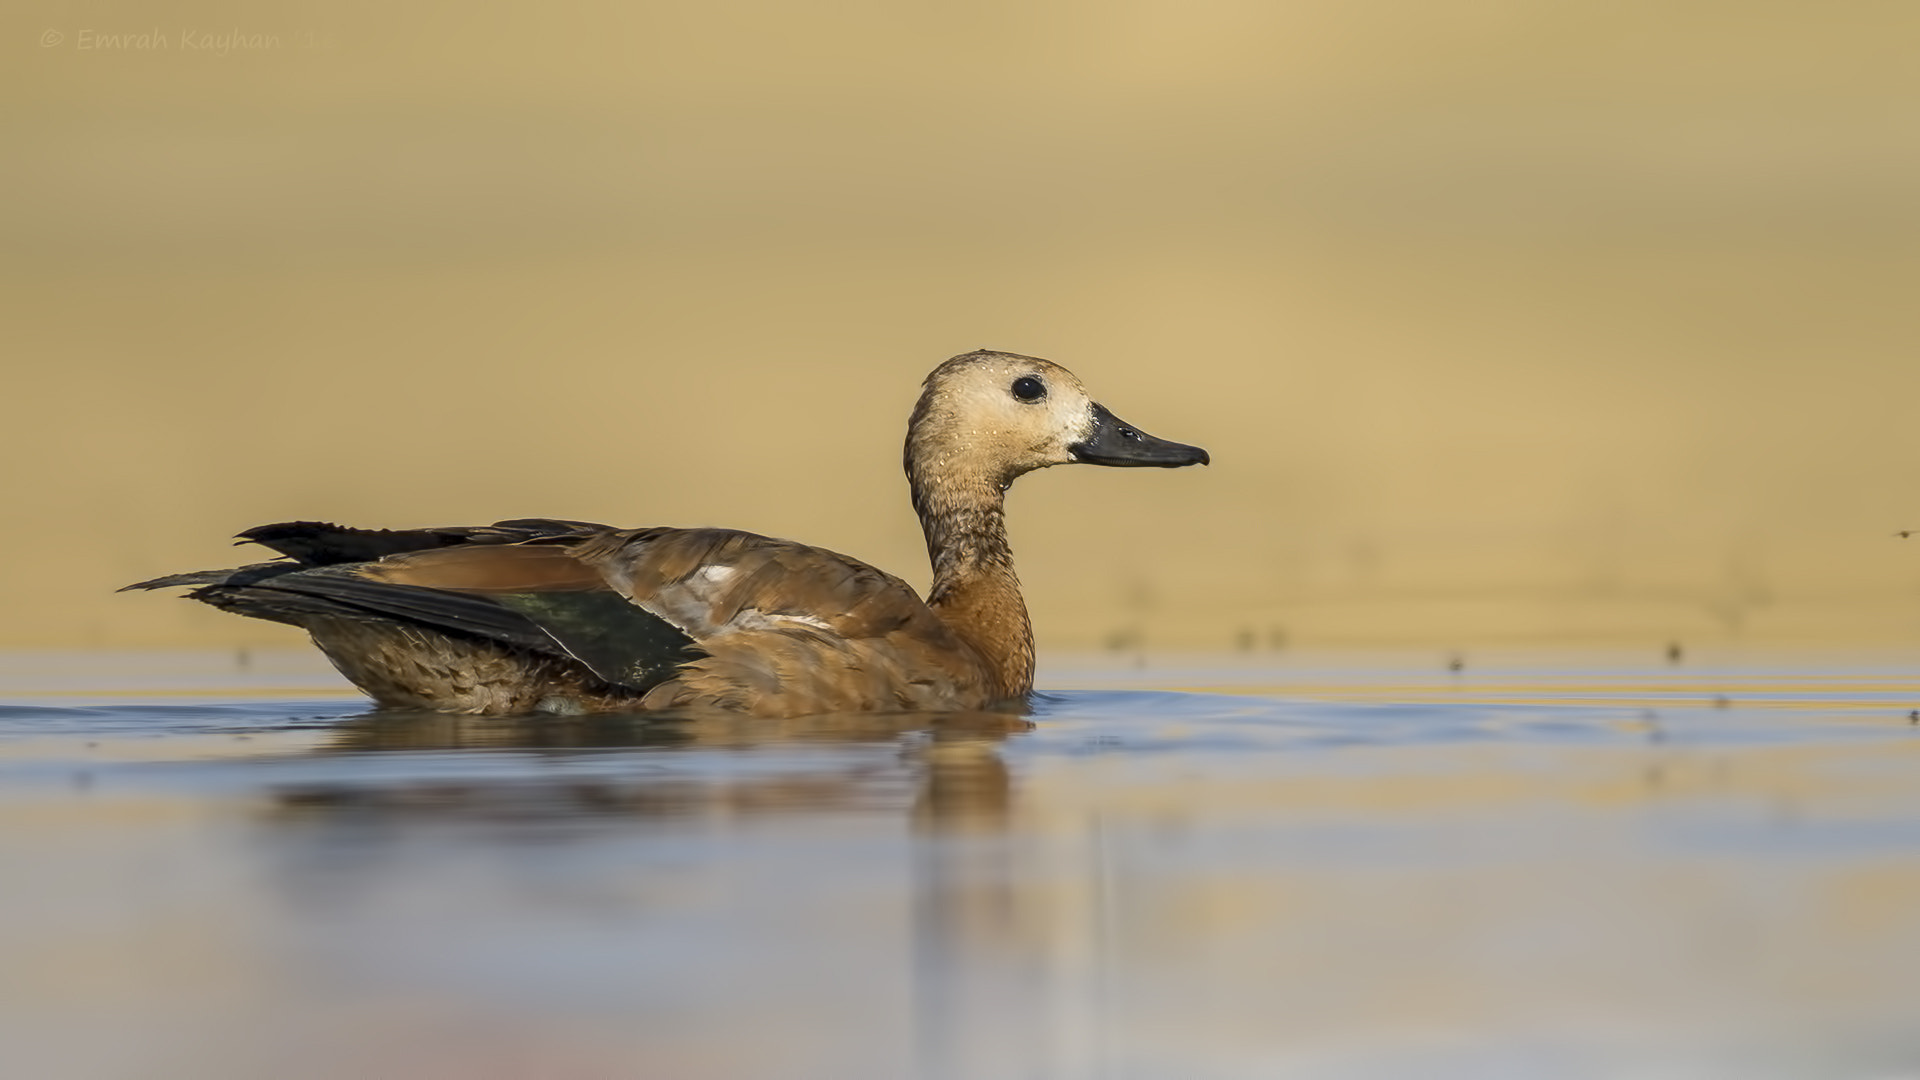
[905,349,1209,493]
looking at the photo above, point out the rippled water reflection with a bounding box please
[4,650,1919,1079]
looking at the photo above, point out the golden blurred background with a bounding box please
[7,0,1920,652]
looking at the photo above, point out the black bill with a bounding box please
[1068,403,1210,468]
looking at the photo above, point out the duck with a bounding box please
[124,350,1209,717]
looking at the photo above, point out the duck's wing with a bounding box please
[554,528,997,714]
[353,527,995,715]
[360,527,997,713]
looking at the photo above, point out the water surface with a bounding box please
[4,649,1919,1079]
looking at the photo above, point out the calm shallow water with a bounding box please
[4,649,1920,1080]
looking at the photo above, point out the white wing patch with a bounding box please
[623,563,741,636]
[626,562,839,640]
[729,609,835,633]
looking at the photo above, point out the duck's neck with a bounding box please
[910,471,1034,701]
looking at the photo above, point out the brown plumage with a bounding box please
[124,350,1209,716]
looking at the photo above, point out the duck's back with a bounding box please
[127,520,997,716]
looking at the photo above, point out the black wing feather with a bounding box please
[237,519,612,566]
[179,566,700,693]
[198,569,560,651]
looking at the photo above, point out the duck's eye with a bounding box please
[1011,375,1047,403]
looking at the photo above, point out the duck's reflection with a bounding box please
[317,706,1032,753]
[255,707,1071,1076]
[268,707,1030,822]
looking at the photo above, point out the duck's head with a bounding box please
[906,350,1209,491]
